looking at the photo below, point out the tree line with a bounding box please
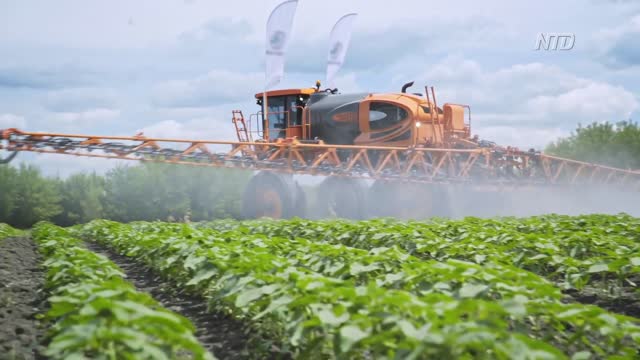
[0,163,249,228]
[545,121,640,170]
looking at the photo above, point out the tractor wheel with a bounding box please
[316,177,367,219]
[366,180,438,219]
[241,172,302,219]
[430,183,452,218]
[294,183,307,217]
[456,187,507,217]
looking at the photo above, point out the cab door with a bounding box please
[285,95,303,139]
[265,96,286,140]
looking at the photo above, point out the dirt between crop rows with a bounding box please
[0,237,46,360]
[84,241,273,360]
[563,288,640,319]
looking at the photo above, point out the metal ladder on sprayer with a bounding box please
[232,110,252,142]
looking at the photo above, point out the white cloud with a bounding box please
[388,56,640,150]
[331,72,364,93]
[526,82,637,120]
[0,65,100,89]
[52,108,121,123]
[44,87,118,112]
[138,117,238,154]
[145,101,253,139]
[594,14,640,67]
[419,59,592,109]
[176,18,253,46]
[410,57,638,141]
[15,152,129,178]
[152,70,263,108]
[475,126,570,150]
[595,14,640,44]
[420,58,483,84]
[0,113,27,128]
[140,119,204,139]
[139,117,237,141]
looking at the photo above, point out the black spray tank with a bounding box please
[306,92,368,145]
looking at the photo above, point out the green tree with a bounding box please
[9,164,62,228]
[179,165,247,220]
[0,161,247,227]
[546,121,640,169]
[102,163,248,222]
[0,165,18,223]
[53,172,106,226]
[103,165,162,222]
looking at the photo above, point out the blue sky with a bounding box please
[1,0,639,176]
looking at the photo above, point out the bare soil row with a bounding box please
[0,237,46,360]
[84,241,259,360]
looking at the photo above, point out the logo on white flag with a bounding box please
[329,42,343,63]
[268,31,287,54]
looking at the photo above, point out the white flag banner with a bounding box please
[326,13,357,88]
[265,0,299,89]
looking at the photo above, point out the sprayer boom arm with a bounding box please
[1,128,639,189]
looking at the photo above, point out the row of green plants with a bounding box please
[136,222,563,301]
[0,223,24,239]
[32,222,214,360]
[80,220,640,359]
[198,214,640,294]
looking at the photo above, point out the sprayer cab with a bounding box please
[254,88,315,140]
[251,82,471,148]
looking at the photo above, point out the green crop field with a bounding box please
[1,215,639,359]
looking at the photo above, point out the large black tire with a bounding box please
[430,183,452,218]
[241,172,302,219]
[366,180,446,219]
[293,183,307,218]
[365,180,398,218]
[316,177,367,219]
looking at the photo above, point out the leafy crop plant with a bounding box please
[80,219,640,359]
[32,222,214,360]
